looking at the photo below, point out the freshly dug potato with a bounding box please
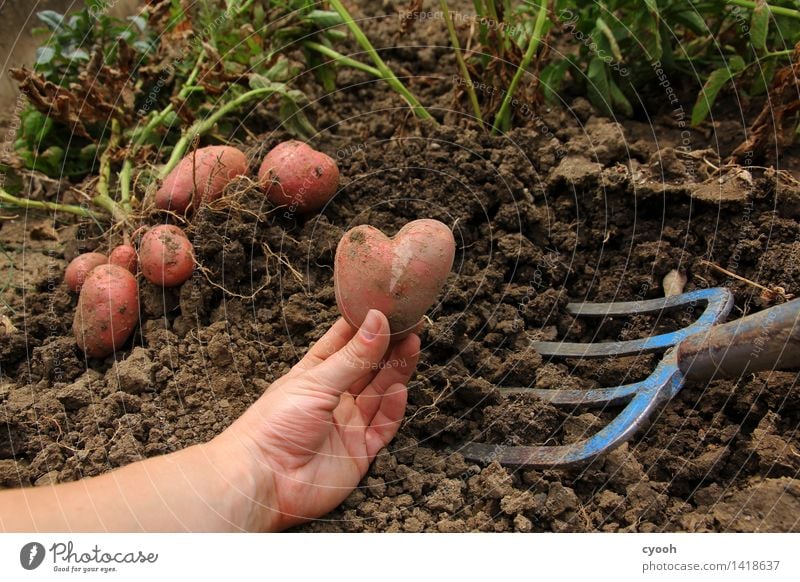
[139,225,195,287]
[258,140,339,214]
[64,252,107,293]
[109,244,138,274]
[73,264,139,358]
[156,145,247,214]
[334,219,455,339]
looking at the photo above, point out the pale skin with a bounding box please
[0,310,420,532]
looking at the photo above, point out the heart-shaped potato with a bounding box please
[334,219,455,339]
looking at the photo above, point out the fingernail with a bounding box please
[360,310,381,341]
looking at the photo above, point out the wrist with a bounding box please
[204,429,283,532]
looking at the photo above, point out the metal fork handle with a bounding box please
[678,297,800,381]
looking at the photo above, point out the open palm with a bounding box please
[226,311,419,530]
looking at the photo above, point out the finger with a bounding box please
[346,341,397,396]
[365,383,408,459]
[287,318,355,378]
[355,333,420,422]
[299,309,391,397]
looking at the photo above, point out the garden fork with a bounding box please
[455,288,800,468]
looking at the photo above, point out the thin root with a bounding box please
[700,260,794,302]
[262,241,305,288]
[196,263,270,300]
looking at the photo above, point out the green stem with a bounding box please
[304,41,382,77]
[121,50,208,204]
[483,0,505,58]
[119,159,133,209]
[328,0,434,121]
[484,0,499,21]
[0,189,96,219]
[135,50,205,146]
[440,0,484,125]
[93,119,128,223]
[764,49,796,59]
[492,0,548,135]
[233,0,254,18]
[91,195,128,223]
[727,0,800,20]
[159,86,279,179]
[96,119,118,200]
[737,48,796,76]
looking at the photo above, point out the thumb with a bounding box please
[301,309,391,396]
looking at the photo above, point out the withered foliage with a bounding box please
[10,41,138,137]
[731,41,800,162]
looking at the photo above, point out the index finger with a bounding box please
[287,317,356,377]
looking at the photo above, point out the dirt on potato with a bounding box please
[1,7,799,533]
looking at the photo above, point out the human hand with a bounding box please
[214,309,420,531]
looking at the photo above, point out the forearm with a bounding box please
[0,436,274,532]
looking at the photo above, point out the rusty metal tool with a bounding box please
[456,288,800,468]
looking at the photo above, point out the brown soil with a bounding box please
[1,6,799,533]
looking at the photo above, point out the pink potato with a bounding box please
[108,244,138,274]
[64,252,108,293]
[73,264,139,358]
[139,225,195,287]
[155,145,248,214]
[258,140,339,214]
[334,219,455,339]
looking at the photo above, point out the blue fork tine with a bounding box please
[532,288,734,358]
[455,288,800,468]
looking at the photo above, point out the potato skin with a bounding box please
[258,140,339,214]
[334,219,455,339]
[139,225,195,287]
[108,244,138,274]
[156,145,247,214]
[64,252,108,293]
[73,264,139,358]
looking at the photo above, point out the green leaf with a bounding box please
[285,88,309,104]
[308,51,337,92]
[132,40,153,53]
[307,10,344,29]
[265,57,291,82]
[64,48,90,61]
[587,57,613,116]
[253,3,265,28]
[750,58,776,95]
[539,59,570,105]
[67,14,83,29]
[17,149,36,171]
[36,10,64,31]
[128,15,147,32]
[691,67,733,126]
[609,78,633,117]
[635,9,662,62]
[34,117,54,146]
[672,10,708,35]
[249,73,280,91]
[21,109,47,141]
[78,144,99,163]
[643,0,659,16]
[279,97,316,139]
[595,17,623,63]
[323,30,347,42]
[35,46,56,66]
[38,146,65,176]
[751,0,769,53]
[729,55,747,72]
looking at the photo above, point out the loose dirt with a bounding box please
[1,6,798,532]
